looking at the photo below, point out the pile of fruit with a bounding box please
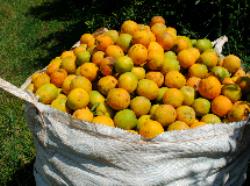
[27,16,250,139]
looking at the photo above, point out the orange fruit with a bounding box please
[32,72,50,90]
[73,107,94,122]
[156,32,176,50]
[107,88,130,110]
[190,121,206,128]
[163,88,184,108]
[222,54,241,73]
[61,50,76,60]
[168,121,190,131]
[79,62,99,81]
[137,115,151,130]
[97,75,117,95]
[105,45,124,59]
[99,57,115,76]
[70,76,92,94]
[80,33,95,47]
[139,120,164,139]
[151,23,166,37]
[130,96,151,117]
[198,76,221,99]
[131,67,146,80]
[176,106,196,125]
[222,77,235,85]
[128,44,148,65]
[121,20,139,35]
[147,51,164,71]
[73,44,87,55]
[152,104,177,127]
[61,75,76,94]
[174,36,192,52]
[150,16,166,26]
[136,79,159,100]
[50,69,68,88]
[211,95,233,117]
[132,30,151,47]
[186,77,201,90]
[234,68,246,77]
[165,71,186,88]
[166,27,177,37]
[92,51,105,65]
[46,57,62,75]
[177,48,196,68]
[67,88,89,110]
[200,49,218,68]
[145,71,164,87]
[104,30,119,42]
[93,115,115,127]
[148,41,164,53]
[95,34,114,51]
[61,56,76,74]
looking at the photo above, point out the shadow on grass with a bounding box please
[7,158,35,186]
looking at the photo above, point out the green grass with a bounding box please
[0,0,249,185]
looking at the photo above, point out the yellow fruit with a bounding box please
[176,106,196,125]
[222,54,241,73]
[201,114,221,124]
[200,49,218,68]
[163,88,184,108]
[61,56,76,74]
[62,75,76,94]
[61,50,75,60]
[32,72,50,90]
[180,86,195,106]
[165,71,186,88]
[92,115,115,127]
[188,64,208,78]
[106,88,130,110]
[79,63,99,81]
[168,121,190,131]
[228,103,250,122]
[70,76,92,94]
[136,79,159,100]
[150,104,160,115]
[72,107,93,122]
[130,96,151,117]
[166,27,177,37]
[127,130,138,134]
[35,83,58,104]
[152,104,177,127]
[104,30,119,42]
[97,75,118,95]
[211,95,233,117]
[114,109,138,130]
[148,41,164,53]
[67,88,89,110]
[139,120,164,139]
[51,94,68,113]
[151,23,167,37]
[118,72,138,93]
[92,51,105,65]
[137,115,151,130]
[26,83,34,93]
[198,76,221,99]
[174,36,192,52]
[131,67,146,80]
[192,98,210,116]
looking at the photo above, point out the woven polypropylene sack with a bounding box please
[0,35,249,186]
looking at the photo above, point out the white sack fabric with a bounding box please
[0,36,249,186]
